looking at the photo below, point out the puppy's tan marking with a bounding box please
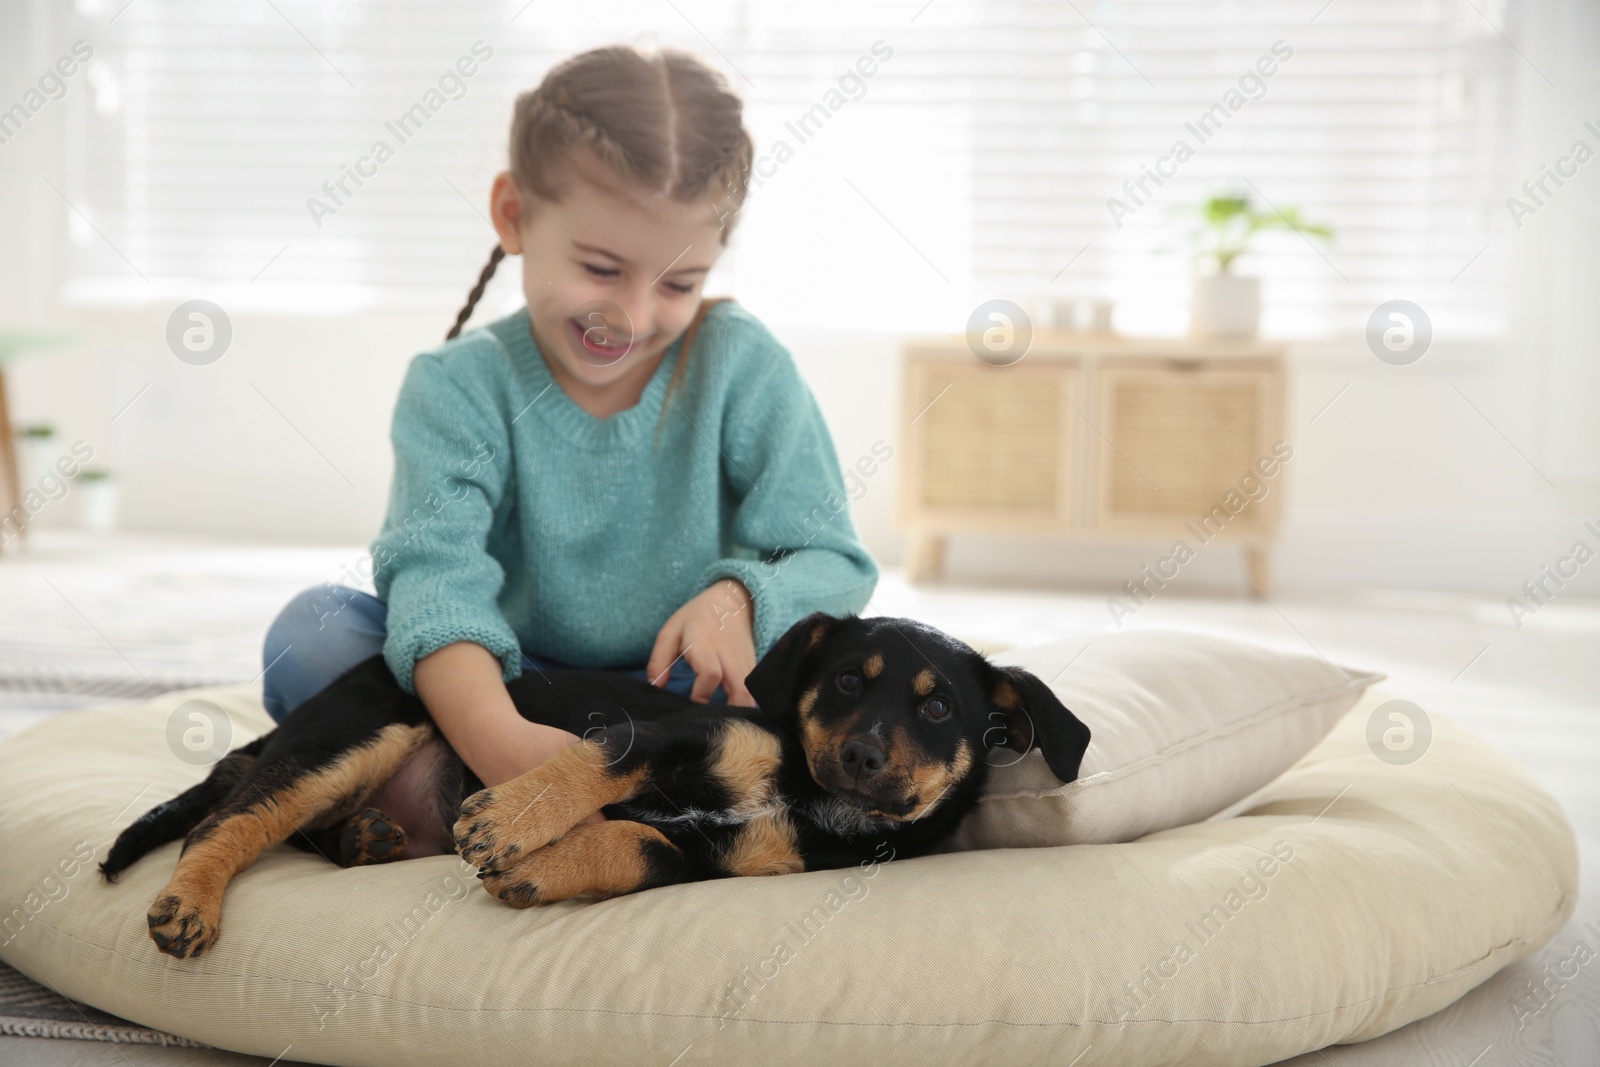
[993,678,1020,708]
[723,808,804,877]
[912,668,937,696]
[712,719,782,815]
[878,729,974,823]
[805,622,829,650]
[454,740,647,875]
[797,688,869,785]
[863,651,885,679]
[148,722,430,958]
[911,738,974,819]
[799,707,830,781]
[481,820,680,906]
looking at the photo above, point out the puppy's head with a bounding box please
[745,612,1091,823]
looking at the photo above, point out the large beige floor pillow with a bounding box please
[0,661,1578,1066]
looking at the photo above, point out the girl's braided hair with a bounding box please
[446,45,755,445]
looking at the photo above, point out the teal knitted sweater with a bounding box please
[369,302,879,696]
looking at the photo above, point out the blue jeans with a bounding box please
[261,584,726,725]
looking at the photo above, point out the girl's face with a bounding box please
[490,166,727,398]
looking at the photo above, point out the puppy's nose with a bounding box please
[840,739,886,779]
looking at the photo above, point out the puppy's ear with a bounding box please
[745,611,845,715]
[980,662,1091,783]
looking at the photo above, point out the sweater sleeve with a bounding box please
[694,339,880,660]
[370,352,521,696]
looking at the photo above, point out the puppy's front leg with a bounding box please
[476,820,690,906]
[452,739,645,875]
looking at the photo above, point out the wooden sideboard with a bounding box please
[898,331,1288,593]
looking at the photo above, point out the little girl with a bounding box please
[259,44,878,798]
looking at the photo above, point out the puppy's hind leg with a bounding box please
[290,806,409,867]
[146,722,430,959]
[100,732,270,883]
[290,729,462,866]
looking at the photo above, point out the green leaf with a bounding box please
[1191,192,1333,270]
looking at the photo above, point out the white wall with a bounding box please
[7,307,1597,603]
[4,0,1597,606]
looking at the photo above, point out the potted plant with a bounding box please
[16,422,57,487]
[1190,194,1332,337]
[75,467,120,532]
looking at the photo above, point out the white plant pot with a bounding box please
[1190,274,1261,338]
[77,481,120,532]
[20,437,59,488]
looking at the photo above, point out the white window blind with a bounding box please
[962,0,1517,338]
[59,0,1518,337]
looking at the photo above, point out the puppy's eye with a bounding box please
[837,670,862,694]
[921,697,951,721]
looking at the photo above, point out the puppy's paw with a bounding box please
[475,844,589,908]
[453,742,640,879]
[452,785,551,874]
[339,808,407,866]
[474,820,669,907]
[477,857,548,908]
[146,890,220,959]
[451,787,499,866]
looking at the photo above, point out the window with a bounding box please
[963,0,1516,338]
[61,0,1517,336]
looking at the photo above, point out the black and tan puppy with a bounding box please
[100,612,1089,959]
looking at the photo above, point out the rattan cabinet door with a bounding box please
[900,356,1078,535]
[1092,363,1282,538]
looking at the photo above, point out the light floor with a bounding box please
[0,530,1595,1066]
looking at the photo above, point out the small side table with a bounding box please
[0,332,76,553]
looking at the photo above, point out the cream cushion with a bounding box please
[952,629,1385,850]
[0,679,1577,1067]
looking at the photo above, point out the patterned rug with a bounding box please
[0,532,373,745]
[0,534,366,1051]
[0,959,210,1047]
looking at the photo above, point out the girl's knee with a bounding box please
[263,585,387,722]
[266,584,380,648]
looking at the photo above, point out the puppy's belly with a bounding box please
[364,735,457,858]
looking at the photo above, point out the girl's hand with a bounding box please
[646,579,758,707]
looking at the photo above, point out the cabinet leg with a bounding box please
[0,368,20,554]
[905,531,946,583]
[1246,548,1272,598]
